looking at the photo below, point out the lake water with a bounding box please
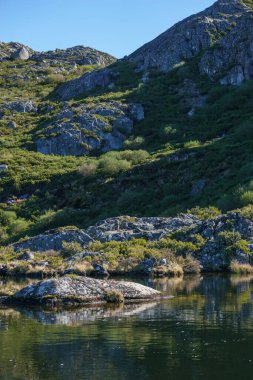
[0,274,253,380]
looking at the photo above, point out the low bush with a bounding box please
[62,241,83,257]
[104,289,124,303]
[79,161,98,177]
[188,206,221,220]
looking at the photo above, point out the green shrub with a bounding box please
[123,136,145,149]
[184,140,202,149]
[240,191,253,206]
[240,205,253,220]
[0,209,17,226]
[62,241,83,257]
[188,206,221,220]
[98,156,131,176]
[218,230,250,257]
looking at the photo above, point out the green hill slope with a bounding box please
[1,0,253,245]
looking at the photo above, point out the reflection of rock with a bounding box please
[14,302,159,326]
[6,276,161,307]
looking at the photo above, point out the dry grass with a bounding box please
[180,255,201,274]
[1,261,59,277]
[230,260,253,274]
[153,263,183,277]
[71,262,93,275]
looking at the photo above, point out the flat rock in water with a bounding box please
[5,276,161,307]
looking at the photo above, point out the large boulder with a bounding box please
[0,42,34,61]
[5,276,161,306]
[11,46,30,60]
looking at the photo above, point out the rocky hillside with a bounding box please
[56,0,253,101]
[129,0,253,84]
[1,0,253,258]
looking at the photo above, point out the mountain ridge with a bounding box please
[0,41,116,66]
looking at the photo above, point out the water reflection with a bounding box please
[1,275,253,380]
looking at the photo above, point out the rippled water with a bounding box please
[1,274,253,379]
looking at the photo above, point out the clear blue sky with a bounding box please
[1,0,214,58]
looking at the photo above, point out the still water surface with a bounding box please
[0,274,253,380]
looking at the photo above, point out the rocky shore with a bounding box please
[0,209,251,279]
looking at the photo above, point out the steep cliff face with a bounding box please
[128,0,252,84]
[199,10,253,84]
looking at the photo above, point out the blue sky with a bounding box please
[1,0,214,58]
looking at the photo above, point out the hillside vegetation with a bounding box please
[0,55,253,245]
[1,0,253,247]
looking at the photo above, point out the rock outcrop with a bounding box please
[128,0,253,84]
[12,211,253,272]
[13,228,93,252]
[56,67,115,100]
[199,10,253,84]
[85,214,200,242]
[4,276,161,306]
[35,102,144,156]
[1,100,37,113]
[31,46,115,66]
[13,214,200,252]
[0,42,115,66]
[0,42,34,61]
